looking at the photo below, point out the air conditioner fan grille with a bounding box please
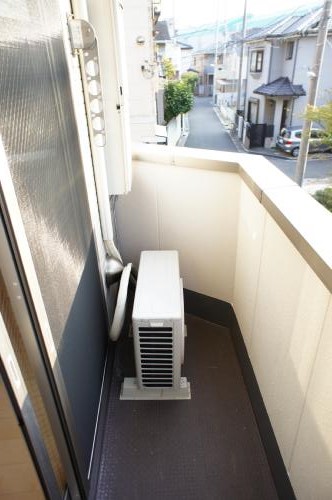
[139,327,173,387]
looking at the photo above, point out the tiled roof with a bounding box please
[245,7,331,41]
[155,21,171,41]
[253,77,306,97]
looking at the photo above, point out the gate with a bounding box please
[247,123,267,148]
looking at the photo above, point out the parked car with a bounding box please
[276,126,331,157]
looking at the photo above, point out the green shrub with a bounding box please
[313,187,332,212]
[164,81,194,123]
[305,100,332,145]
[181,72,199,93]
[162,57,175,80]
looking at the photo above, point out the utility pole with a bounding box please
[236,0,248,114]
[212,3,221,105]
[294,0,332,186]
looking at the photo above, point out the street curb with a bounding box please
[213,106,332,162]
[213,107,291,159]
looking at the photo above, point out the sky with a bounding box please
[160,0,321,29]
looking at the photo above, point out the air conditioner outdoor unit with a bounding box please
[121,250,191,400]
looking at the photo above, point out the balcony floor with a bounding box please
[94,314,278,499]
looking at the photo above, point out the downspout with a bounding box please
[243,45,250,123]
[267,40,273,84]
[71,0,123,265]
[70,0,132,342]
[289,37,300,127]
[266,40,273,136]
[94,150,123,265]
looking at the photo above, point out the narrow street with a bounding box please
[185,97,332,189]
[267,156,332,187]
[185,97,237,152]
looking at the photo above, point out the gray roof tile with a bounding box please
[245,7,331,41]
[254,77,306,97]
[155,21,171,41]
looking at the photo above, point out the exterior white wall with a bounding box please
[273,98,284,138]
[270,39,296,82]
[217,95,237,123]
[164,42,182,75]
[245,42,272,123]
[292,35,332,125]
[216,49,239,81]
[123,0,158,141]
[180,48,193,75]
[269,42,284,82]
[282,40,297,79]
[218,92,237,106]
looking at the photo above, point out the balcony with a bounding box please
[1,4,332,496]
[2,135,332,499]
[94,143,331,500]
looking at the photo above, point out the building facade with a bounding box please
[243,9,332,147]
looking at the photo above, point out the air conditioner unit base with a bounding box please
[120,377,191,400]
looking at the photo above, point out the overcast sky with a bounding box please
[160,0,321,29]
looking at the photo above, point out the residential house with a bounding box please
[216,34,243,110]
[154,20,193,78]
[1,2,332,500]
[192,33,243,99]
[155,19,182,77]
[243,8,332,148]
[192,49,216,96]
[177,41,194,75]
[216,28,262,113]
[154,19,193,141]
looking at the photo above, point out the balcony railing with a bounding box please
[114,143,332,500]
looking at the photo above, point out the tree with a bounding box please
[164,81,194,123]
[162,57,176,80]
[305,100,332,213]
[181,72,199,93]
[305,100,332,145]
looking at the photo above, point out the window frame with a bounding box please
[285,41,294,60]
[250,50,264,73]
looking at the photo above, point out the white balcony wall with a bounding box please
[234,180,331,483]
[116,149,240,302]
[290,298,332,499]
[232,178,332,500]
[117,144,332,500]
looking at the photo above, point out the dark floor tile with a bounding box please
[94,315,278,500]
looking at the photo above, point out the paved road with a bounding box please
[185,97,332,187]
[185,97,237,152]
[267,156,332,183]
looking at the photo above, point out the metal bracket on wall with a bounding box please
[68,17,106,147]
